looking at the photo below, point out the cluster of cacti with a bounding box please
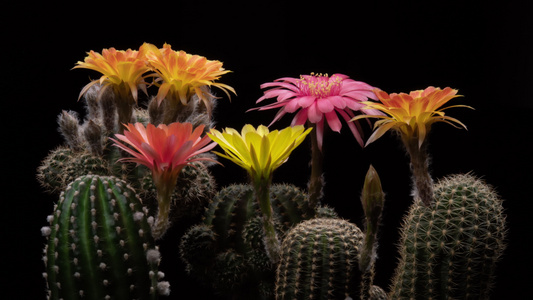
[389,174,507,299]
[37,44,509,300]
[41,175,169,299]
[37,82,217,223]
[180,183,338,298]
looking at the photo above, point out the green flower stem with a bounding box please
[308,123,324,209]
[151,174,179,240]
[253,175,281,264]
[404,135,434,207]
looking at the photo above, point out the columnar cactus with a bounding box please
[389,174,507,299]
[41,175,169,299]
[275,218,364,300]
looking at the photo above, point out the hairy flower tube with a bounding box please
[352,86,472,206]
[143,43,236,119]
[111,122,217,239]
[208,124,312,262]
[73,46,152,129]
[251,73,382,150]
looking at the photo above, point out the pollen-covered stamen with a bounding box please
[298,73,342,98]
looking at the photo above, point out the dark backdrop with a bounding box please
[3,1,531,299]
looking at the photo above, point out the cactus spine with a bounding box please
[42,175,169,299]
[275,218,364,300]
[180,183,336,298]
[389,174,507,299]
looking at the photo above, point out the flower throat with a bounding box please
[298,73,342,98]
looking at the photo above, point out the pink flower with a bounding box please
[251,73,382,150]
[111,122,216,187]
[111,122,217,238]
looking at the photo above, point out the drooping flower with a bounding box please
[111,122,217,238]
[207,124,312,183]
[352,86,472,148]
[251,73,382,150]
[143,43,236,114]
[73,45,152,102]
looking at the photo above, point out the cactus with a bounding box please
[37,148,111,194]
[389,173,507,299]
[140,161,217,224]
[41,175,169,299]
[180,183,337,298]
[275,218,365,300]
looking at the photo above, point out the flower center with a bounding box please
[298,73,342,98]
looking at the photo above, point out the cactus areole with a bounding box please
[42,175,169,300]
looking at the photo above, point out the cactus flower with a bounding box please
[111,122,217,238]
[208,124,312,263]
[251,73,381,150]
[143,43,236,114]
[352,86,472,207]
[352,86,472,148]
[73,45,152,102]
[207,124,312,184]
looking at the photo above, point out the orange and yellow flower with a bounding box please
[143,43,236,113]
[73,46,152,102]
[352,86,472,148]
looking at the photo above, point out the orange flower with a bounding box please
[73,46,152,102]
[352,86,472,148]
[143,43,236,113]
[111,122,217,238]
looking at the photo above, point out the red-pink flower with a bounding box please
[112,122,216,181]
[111,122,217,238]
[251,73,382,150]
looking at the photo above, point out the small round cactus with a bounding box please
[389,173,507,299]
[41,175,169,299]
[275,218,365,300]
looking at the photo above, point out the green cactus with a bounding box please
[389,173,507,299]
[37,147,75,193]
[180,183,337,298]
[140,161,217,224]
[37,148,111,194]
[41,175,169,300]
[275,218,365,300]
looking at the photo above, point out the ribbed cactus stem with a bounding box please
[253,176,281,264]
[42,175,167,299]
[389,174,507,299]
[276,218,364,300]
[404,136,434,207]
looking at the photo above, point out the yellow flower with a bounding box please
[143,43,236,114]
[352,86,473,148]
[73,45,152,102]
[208,125,312,183]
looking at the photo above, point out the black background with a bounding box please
[3,1,532,299]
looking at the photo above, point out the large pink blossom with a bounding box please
[251,73,382,149]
